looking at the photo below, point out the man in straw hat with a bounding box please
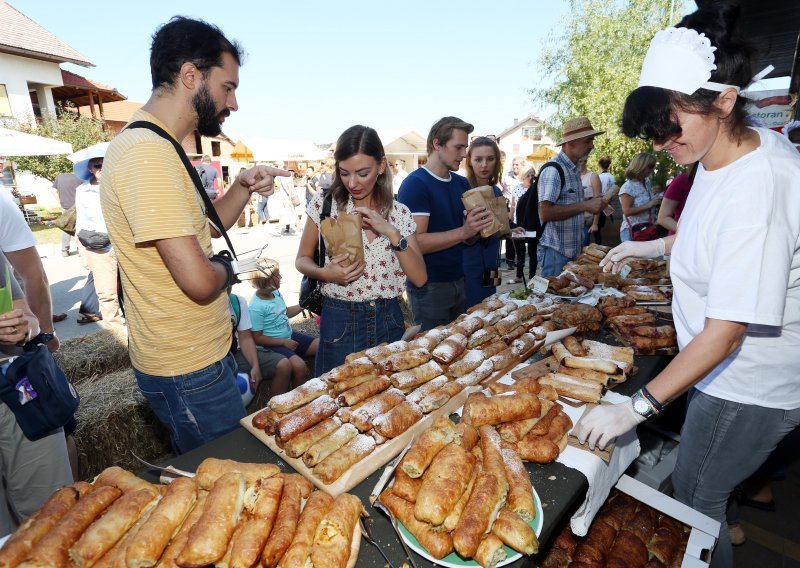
[538,117,606,276]
[101,17,290,454]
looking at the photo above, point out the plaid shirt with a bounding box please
[537,151,584,259]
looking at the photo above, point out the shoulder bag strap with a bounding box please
[317,190,333,269]
[126,121,237,259]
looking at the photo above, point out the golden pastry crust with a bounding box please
[379,490,454,559]
[310,494,363,568]
[414,444,476,526]
[280,491,334,568]
[178,472,245,568]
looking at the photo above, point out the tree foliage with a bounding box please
[532,0,686,184]
[2,107,113,182]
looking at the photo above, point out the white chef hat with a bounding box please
[638,27,775,96]
[637,27,741,94]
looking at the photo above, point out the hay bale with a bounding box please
[74,369,172,481]
[55,328,130,385]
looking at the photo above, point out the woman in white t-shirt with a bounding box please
[618,152,661,241]
[573,4,800,566]
[297,126,427,374]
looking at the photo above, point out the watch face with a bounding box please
[633,398,650,415]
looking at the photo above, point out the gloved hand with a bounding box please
[572,400,646,450]
[599,239,666,273]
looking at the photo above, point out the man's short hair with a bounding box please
[427,116,474,155]
[598,156,612,169]
[202,155,212,163]
[150,16,244,91]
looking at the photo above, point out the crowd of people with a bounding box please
[1,3,798,566]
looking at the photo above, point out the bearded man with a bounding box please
[101,17,289,453]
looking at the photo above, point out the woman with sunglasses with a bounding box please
[74,149,122,326]
[573,3,800,565]
[462,136,503,307]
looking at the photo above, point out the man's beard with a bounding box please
[193,84,229,136]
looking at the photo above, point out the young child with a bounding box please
[246,258,318,393]
[228,289,289,400]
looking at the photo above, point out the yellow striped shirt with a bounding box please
[100,110,230,376]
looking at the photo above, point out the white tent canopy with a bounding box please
[380,129,427,156]
[0,127,73,156]
[246,138,326,163]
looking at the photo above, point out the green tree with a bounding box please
[532,0,687,184]
[2,107,112,182]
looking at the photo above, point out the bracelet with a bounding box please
[640,385,665,413]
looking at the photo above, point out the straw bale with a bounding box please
[74,369,172,481]
[55,328,130,385]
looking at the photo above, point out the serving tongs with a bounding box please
[360,517,396,568]
[130,452,194,484]
[370,442,418,568]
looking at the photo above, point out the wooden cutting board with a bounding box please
[241,386,474,497]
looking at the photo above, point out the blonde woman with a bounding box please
[619,152,661,241]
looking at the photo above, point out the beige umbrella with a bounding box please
[0,127,73,156]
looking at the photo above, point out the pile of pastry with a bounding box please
[378,416,541,567]
[469,386,573,464]
[542,489,690,568]
[250,295,553,485]
[541,337,635,403]
[557,244,671,290]
[549,303,603,333]
[602,307,677,354]
[0,458,364,568]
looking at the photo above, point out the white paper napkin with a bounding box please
[558,390,641,536]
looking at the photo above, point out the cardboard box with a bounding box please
[615,474,720,567]
[628,441,679,493]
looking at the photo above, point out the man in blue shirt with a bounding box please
[538,117,606,276]
[398,116,493,330]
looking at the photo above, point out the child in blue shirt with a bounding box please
[247,259,319,391]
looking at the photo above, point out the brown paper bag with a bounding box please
[461,185,501,238]
[320,213,364,267]
[492,196,511,236]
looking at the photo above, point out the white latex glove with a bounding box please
[599,239,666,273]
[572,400,646,450]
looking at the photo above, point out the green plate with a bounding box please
[396,488,543,567]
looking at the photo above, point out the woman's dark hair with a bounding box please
[464,137,502,187]
[621,1,755,145]
[330,125,393,218]
[598,156,611,170]
[150,17,244,91]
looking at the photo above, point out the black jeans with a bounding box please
[513,238,538,279]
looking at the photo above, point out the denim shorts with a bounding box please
[134,353,245,454]
[315,296,405,376]
[267,331,315,359]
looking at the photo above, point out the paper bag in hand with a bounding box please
[462,186,501,238]
[320,213,365,267]
[491,196,511,236]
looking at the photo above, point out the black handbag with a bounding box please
[77,229,111,250]
[299,191,333,315]
[0,345,80,440]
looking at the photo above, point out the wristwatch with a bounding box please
[390,236,409,252]
[630,391,657,419]
[25,331,55,348]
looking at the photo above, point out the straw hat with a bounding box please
[557,117,605,146]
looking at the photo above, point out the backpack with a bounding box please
[228,294,241,354]
[515,161,564,234]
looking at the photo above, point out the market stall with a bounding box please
[2,245,719,567]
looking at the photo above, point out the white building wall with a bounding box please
[0,52,62,125]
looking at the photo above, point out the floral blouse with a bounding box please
[306,192,417,301]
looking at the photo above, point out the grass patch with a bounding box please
[31,224,65,245]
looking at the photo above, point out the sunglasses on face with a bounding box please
[89,162,103,170]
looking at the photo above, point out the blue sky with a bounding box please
[13,0,575,144]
